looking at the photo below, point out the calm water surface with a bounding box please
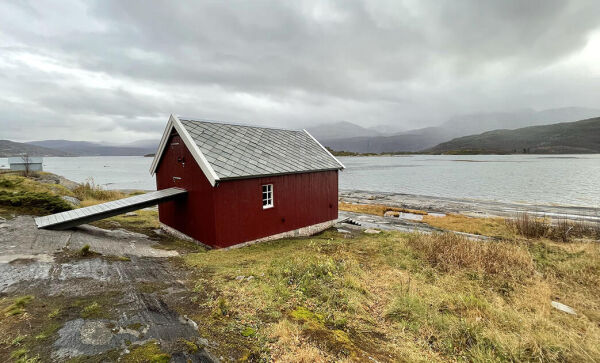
[1,155,598,208]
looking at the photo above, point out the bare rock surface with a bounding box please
[0,215,217,362]
[0,216,176,263]
[338,211,494,241]
[341,189,600,221]
[61,195,81,206]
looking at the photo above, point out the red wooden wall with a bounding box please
[155,130,339,248]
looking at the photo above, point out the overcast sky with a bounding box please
[1,0,600,143]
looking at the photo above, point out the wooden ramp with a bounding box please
[35,187,187,230]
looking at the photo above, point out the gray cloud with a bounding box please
[1,0,599,142]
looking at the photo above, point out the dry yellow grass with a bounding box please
[72,179,124,202]
[422,213,513,238]
[407,233,534,278]
[184,230,600,362]
[339,201,428,216]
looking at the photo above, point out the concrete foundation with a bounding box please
[160,218,338,250]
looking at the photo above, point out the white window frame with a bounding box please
[262,184,274,209]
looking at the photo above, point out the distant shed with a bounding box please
[8,156,43,172]
[150,114,345,248]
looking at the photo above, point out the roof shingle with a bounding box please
[178,118,343,180]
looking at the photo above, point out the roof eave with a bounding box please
[216,167,343,182]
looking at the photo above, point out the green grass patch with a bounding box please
[0,191,71,214]
[121,341,170,363]
[4,295,34,316]
[80,302,102,318]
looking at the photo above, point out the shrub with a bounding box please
[507,213,551,239]
[507,213,599,242]
[406,233,534,279]
[0,191,72,213]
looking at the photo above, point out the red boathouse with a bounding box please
[150,115,345,248]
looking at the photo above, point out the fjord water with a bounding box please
[1,154,599,208]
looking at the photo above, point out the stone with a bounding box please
[80,321,113,346]
[61,196,81,206]
[235,275,245,281]
[551,301,576,315]
[384,211,399,217]
[0,223,9,229]
[364,229,381,234]
[107,221,121,227]
[337,228,351,233]
[246,276,254,281]
[124,212,138,217]
[428,212,446,218]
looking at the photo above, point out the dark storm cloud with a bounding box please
[0,0,599,142]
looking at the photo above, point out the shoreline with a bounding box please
[340,189,600,222]
[12,170,600,222]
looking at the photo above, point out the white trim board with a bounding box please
[149,114,220,186]
[303,129,345,169]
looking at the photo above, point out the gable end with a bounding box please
[149,114,220,186]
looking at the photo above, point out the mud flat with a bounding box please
[340,189,600,221]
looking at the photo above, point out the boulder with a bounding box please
[61,196,81,206]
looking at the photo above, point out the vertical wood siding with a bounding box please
[155,132,218,244]
[155,130,339,248]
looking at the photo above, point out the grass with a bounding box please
[0,293,120,362]
[507,212,599,242]
[0,190,72,214]
[182,229,600,362]
[422,213,513,238]
[339,201,428,216]
[72,179,124,202]
[121,341,170,363]
[3,296,34,317]
[80,302,104,318]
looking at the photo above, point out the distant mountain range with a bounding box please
[428,117,600,154]
[2,106,598,157]
[26,140,158,156]
[0,140,74,157]
[308,107,600,153]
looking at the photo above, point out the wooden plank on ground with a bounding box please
[34,187,187,230]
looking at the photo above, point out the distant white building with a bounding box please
[8,156,43,172]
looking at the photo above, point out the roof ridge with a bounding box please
[178,117,302,133]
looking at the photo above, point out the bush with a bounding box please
[507,213,599,242]
[406,233,534,279]
[0,190,72,213]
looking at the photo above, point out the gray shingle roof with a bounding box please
[178,118,343,180]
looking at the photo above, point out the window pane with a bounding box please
[262,184,273,208]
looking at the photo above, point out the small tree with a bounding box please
[20,154,31,177]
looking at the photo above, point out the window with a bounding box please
[262,184,273,209]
